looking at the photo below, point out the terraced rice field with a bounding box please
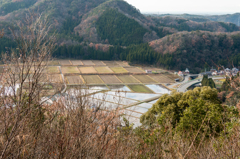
[92,61,105,66]
[117,75,140,84]
[71,60,83,66]
[133,75,157,83]
[110,67,128,73]
[82,60,95,66]
[99,75,122,84]
[82,75,104,84]
[115,61,129,67]
[66,76,83,84]
[95,67,113,73]
[45,66,59,74]
[164,73,179,80]
[59,60,72,66]
[61,67,80,74]
[125,67,145,73]
[127,85,154,93]
[47,74,62,83]
[149,75,174,83]
[102,61,119,67]
[47,61,59,66]
[79,67,97,74]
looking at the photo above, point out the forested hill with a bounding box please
[148,13,240,26]
[1,0,240,73]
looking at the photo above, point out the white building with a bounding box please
[185,68,190,74]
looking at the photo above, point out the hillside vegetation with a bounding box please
[96,8,148,46]
[0,0,240,73]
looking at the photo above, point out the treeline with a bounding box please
[53,43,174,69]
[151,16,240,33]
[0,37,17,55]
[96,8,148,46]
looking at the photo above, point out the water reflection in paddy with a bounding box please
[148,99,158,104]
[146,84,170,94]
[122,110,142,118]
[91,93,138,105]
[126,106,149,114]
[87,85,109,90]
[108,85,131,92]
[137,103,153,109]
[124,93,159,101]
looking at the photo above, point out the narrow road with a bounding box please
[177,76,225,92]
[59,66,67,93]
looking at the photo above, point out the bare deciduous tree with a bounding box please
[0,12,57,158]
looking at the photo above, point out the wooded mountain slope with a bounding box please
[1,0,240,73]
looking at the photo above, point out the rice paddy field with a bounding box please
[47,74,62,83]
[79,67,97,74]
[117,75,140,84]
[45,66,60,74]
[71,60,83,66]
[110,67,128,73]
[82,60,95,66]
[66,76,83,85]
[92,61,106,66]
[59,60,72,66]
[22,60,178,90]
[61,67,80,74]
[133,75,157,83]
[102,61,119,67]
[20,59,179,127]
[149,75,174,83]
[95,67,113,73]
[99,75,122,84]
[82,75,104,84]
[125,67,145,73]
[127,85,154,93]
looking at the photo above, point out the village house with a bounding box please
[212,71,218,76]
[178,71,183,76]
[145,70,152,73]
[185,68,190,74]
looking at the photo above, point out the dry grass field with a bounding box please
[66,76,83,84]
[82,60,95,66]
[125,67,145,73]
[82,75,104,84]
[61,67,80,74]
[45,66,60,74]
[99,75,122,84]
[117,75,140,84]
[149,75,174,83]
[102,61,119,67]
[59,60,72,66]
[127,85,154,93]
[92,61,106,66]
[47,74,62,83]
[79,67,97,74]
[95,67,113,73]
[133,75,157,83]
[71,60,83,66]
[110,67,128,73]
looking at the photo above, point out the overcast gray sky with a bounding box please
[124,0,240,15]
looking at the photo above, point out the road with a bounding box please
[177,76,225,92]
